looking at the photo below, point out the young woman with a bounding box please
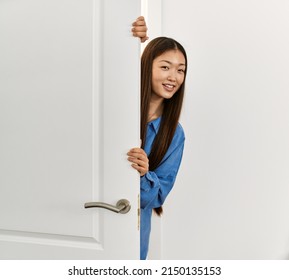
[129,17,187,260]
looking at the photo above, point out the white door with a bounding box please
[0,0,140,259]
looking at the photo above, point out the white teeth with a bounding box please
[164,84,174,88]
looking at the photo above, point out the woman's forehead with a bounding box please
[154,49,186,65]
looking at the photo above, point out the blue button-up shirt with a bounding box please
[140,117,185,259]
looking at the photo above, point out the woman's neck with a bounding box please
[148,98,164,122]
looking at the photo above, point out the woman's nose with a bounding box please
[168,72,176,81]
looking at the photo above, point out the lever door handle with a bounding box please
[84,199,131,214]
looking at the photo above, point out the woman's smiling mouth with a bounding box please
[163,83,175,91]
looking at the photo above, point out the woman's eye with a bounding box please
[178,69,185,73]
[161,66,169,70]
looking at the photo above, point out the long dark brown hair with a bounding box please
[141,37,187,216]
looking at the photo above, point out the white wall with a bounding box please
[146,0,289,259]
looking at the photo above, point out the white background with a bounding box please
[144,0,289,259]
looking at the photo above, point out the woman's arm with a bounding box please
[140,139,185,209]
[128,122,185,210]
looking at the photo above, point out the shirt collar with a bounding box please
[148,116,161,133]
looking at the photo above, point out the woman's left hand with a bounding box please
[127,148,149,176]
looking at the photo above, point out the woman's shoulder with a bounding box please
[174,122,185,143]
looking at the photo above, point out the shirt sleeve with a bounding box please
[140,138,185,210]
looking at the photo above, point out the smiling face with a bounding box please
[151,49,186,102]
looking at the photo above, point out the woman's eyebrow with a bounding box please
[158,60,186,66]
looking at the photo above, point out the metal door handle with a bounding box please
[84,199,131,214]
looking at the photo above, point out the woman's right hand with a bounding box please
[127,147,149,176]
[131,16,149,43]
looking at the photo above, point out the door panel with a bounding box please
[0,0,140,259]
